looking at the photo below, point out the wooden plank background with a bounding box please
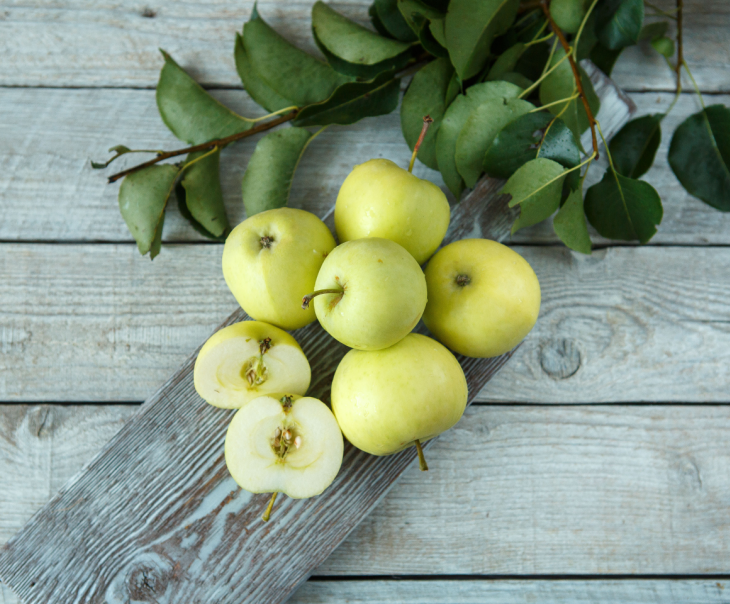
[1,0,729,602]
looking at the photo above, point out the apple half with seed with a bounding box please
[225,394,344,520]
[194,321,311,409]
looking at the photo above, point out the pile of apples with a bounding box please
[193,155,541,521]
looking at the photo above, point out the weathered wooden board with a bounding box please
[3,244,730,404]
[3,404,730,578]
[4,578,730,604]
[0,69,635,603]
[0,0,726,91]
[0,87,725,244]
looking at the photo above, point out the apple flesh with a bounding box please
[194,321,311,409]
[423,238,541,358]
[331,333,468,458]
[225,394,344,512]
[334,159,450,265]
[306,238,427,351]
[222,208,336,330]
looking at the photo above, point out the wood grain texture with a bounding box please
[2,86,727,244]
[0,0,726,91]
[2,244,729,404]
[2,405,730,578]
[0,129,538,603]
[4,579,730,604]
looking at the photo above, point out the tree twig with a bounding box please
[107,110,299,183]
[541,0,599,159]
[675,0,683,95]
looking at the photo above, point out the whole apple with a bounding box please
[334,159,450,265]
[222,208,336,330]
[423,238,541,358]
[304,238,427,350]
[331,333,468,461]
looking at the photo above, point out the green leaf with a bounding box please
[500,71,533,89]
[609,113,662,179]
[501,157,566,233]
[436,80,523,198]
[668,105,730,211]
[429,17,448,48]
[294,71,400,127]
[234,33,294,112]
[369,3,396,38]
[396,0,448,56]
[595,0,644,51]
[149,212,165,260]
[484,112,554,177]
[243,8,351,108]
[175,185,224,241]
[639,21,668,40]
[576,8,599,60]
[156,51,253,145]
[554,188,592,254]
[312,1,414,79]
[584,170,663,242]
[551,0,586,34]
[410,12,449,58]
[443,0,521,80]
[401,58,454,170]
[651,36,675,58]
[539,47,600,149]
[590,42,622,76]
[241,127,314,216]
[373,0,418,41]
[445,72,461,106]
[486,42,525,81]
[178,149,229,238]
[455,97,535,187]
[118,164,180,256]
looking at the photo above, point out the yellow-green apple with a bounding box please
[222,208,336,330]
[331,333,468,469]
[302,238,427,350]
[225,393,343,521]
[423,238,541,357]
[194,321,311,409]
[334,159,450,265]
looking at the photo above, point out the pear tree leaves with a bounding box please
[455,97,535,187]
[501,158,567,233]
[398,0,448,58]
[585,171,662,243]
[234,34,294,112]
[119,165,180,258]
[241,127,314,216]
[177,149,229,239]
[669,105,730,211]
[595,0,644,50]
[311,1,415,79]
[443,0,521,80]
[554,188,592,254]
[609,114,663,179]
[371,0,418,42]
[436,80,523,198]
[157,51,253,145]
[294,70,400,126]
[401,58,454,170]
[550,0,586,34]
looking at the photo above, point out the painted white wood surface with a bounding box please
[1,244,728,404]
[0,89,724,244]
[1,404,730,578]
[3,579,730,604]
[0,0,726,91]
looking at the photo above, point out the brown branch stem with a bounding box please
[107,110,299,183]
[676,0,683,95]
[408,115,434,173]
[541,1,598,159]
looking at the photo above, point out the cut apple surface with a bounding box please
[194,321,311,409]
[225,394,344,499]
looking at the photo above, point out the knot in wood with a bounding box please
[127,563,169,601]
[539,338,582,380]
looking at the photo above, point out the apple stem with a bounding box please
[262,492,278,522]
[408,115,434,173]
[414,439,429,472]
[301,288,344,310]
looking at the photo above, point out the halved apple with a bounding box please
[194,321,310,409]
[225,394,344,520]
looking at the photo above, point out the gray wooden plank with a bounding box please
[2,244,729,404]
[4,578,730,604]
[1,86,727,244]
[2,405,730,577]
[0,0,726,91]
